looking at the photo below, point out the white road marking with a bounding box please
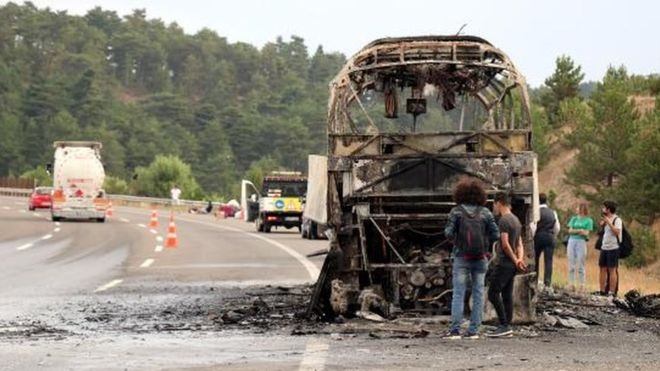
[55,222,61,226]
[140,258,155,268]
[298,338,329,371]
[137,223,147,228]
[2,206,10,210]
[16,243,34,251]
[150,216,321,281]
[41,234,53,240]
[33,212,41,217]
[54,227,61,233]
[14,201,23,205]
[149,229,157,234]
[156,236,163,242]
[154,245,163,252]
[19,210,26,213]
[120,218,130,223]
[94,279,123,293]
[248,232,320,280]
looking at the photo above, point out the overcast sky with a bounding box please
[12,0,660,86]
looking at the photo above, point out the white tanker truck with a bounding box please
[50,141,108,222]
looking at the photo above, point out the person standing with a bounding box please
[599,200,622,297]
[486,192,527,338]
[170,184,181,206]
[533,193,560,292]
[444,178,499,339]
[566,201,593,292]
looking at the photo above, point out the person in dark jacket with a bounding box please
[533,193,560,291]
[444,177,499,339]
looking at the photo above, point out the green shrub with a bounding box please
[623,225,659,268]
[20,167,52,187]
[104,176,129,195]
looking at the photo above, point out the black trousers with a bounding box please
[488,260,517,326]
[534,233,555,286]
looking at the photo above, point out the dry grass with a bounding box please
[547,248,660,294]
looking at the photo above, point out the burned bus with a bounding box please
[308,36,538,321]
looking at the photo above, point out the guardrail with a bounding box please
[0,187,223,211]
[0,187,32,197]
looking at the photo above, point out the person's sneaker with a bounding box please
[463,332,479,340]
[443,330,461,340]
[485,326,513,338]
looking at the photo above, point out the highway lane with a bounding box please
[0,195,326,298]
[0,197,147,318]
[117,207,325,285]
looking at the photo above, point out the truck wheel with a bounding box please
[96,217,106,223]
[52,216,61,222]
[264,222,271,233]
[255,217,263,232]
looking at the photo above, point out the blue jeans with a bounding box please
[451,255,488,334]
[567,237,587,288]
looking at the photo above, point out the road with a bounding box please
[1,195,659,371]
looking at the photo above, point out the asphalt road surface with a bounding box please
[1,195,659,371]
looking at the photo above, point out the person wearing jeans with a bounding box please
[444,177,499,339]
[450,256,488,337]
[566,201,593,292]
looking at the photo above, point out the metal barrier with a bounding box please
[0,187,219,211]
[0,187,31,197]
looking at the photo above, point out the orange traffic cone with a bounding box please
[165,213,178,249]
[149,209,159,228]
[106,201,113,218]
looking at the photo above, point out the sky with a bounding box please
[10,0,660,87]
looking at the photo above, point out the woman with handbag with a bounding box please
[566,201,594,292]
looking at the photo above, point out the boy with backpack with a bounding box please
[487,192,527,338]
[444,178,499,339]
[599,200,623,297]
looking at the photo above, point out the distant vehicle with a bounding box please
[246,171,307,233]
[301,155,328,240]
[49,141,109,222]
[28,187,52,211]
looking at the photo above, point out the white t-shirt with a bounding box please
[171,187,181,200]
[602,215,623,251]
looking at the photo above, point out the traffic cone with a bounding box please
[149,209,159,228]
[106,201,113,218]
[165,213,178,249]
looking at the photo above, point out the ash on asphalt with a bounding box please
[1,281,659,342]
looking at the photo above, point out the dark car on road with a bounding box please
[28,186,52,210]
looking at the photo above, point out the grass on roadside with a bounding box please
[546,246,660,294]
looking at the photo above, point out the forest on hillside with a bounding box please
[0,2,345,198]
[1,2,659,243]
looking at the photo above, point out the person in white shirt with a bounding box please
[170,185,181,206]
[599,200,622,296]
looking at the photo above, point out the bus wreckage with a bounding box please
[307,35,539,322]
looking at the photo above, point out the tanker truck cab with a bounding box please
[50,141,109,222]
